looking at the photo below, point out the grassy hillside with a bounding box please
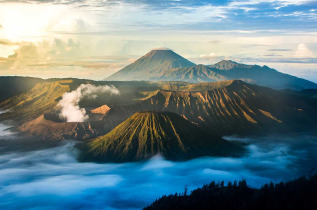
[81,111,243,162]
[0,76,44,102]
[0,80,72,122]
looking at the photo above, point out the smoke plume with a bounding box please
[57,84,119,122]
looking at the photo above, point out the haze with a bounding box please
[0,0,316,82]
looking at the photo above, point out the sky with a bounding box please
[0,0,316,81]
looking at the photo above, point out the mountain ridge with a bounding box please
[105,49,317,90]
[134,80,317,135]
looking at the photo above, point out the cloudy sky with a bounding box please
[0,0,316,81]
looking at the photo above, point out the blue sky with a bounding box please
[0,0,316,81]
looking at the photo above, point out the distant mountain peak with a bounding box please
[104,49,317,90]
[151,47,172,51]
[217,60,238,64]
[105,48,195,81]
[211,60,245,70]
[142,48,181,59]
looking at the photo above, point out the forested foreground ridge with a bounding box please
[145,174,317,210]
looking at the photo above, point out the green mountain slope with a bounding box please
[0,80,72,122]
[81,111,243,162]
[0,76,44,102]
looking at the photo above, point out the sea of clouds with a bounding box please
[0,122,316,209]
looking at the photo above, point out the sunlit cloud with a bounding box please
[294,43,316,58]
[0,0,316,81]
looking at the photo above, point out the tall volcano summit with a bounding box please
[105,48,195,81]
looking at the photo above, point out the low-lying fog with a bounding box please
[0,123,317,209]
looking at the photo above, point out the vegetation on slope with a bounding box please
[0,76,44,102]
[0,80,71,122]
[145,174,317,210]
[81,111,244,162]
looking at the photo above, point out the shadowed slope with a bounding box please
[0,76,44,102]
[82,111,243,162]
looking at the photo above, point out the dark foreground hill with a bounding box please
[80,111,244,162]
[145,174,317,210]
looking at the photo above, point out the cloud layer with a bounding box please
[0,134,316,209]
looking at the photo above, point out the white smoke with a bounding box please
[57,84,119,122]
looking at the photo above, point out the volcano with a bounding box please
[105,48,317,90]
[105,48,195,81]
[81,111,243,162]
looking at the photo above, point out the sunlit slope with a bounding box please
[0,80,72,122]
[137,80,317,135]
[0,76,44,102]
[82,111,243,162]
[0,79,190,123]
